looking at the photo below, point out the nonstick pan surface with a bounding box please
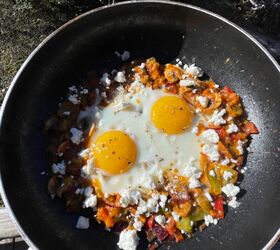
[0,1,279,250]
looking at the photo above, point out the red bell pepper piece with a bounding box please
[213,196,224,219]
[243,122,259,135]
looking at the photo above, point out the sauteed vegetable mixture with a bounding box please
[45,56,259,250]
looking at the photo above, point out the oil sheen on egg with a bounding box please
[87,86,201,194]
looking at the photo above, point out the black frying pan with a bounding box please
[0,1,279,250]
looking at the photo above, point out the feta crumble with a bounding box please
[227,123,238,133]
[133,216,143,231]
[223,171,233,181]
[155,215,166,226]
[201,129,219,143]
[179,78,196,87]
[204,215,218,226]
[51,161,65,175]
[188,176,201,188]
[114,71,126,83]
[70,128,83,145]
[68,94,79,105]
[191,126,198,134]
[202,144,220,162]
[228,197,240,208]
[171,211,180,222]
[117,229,139,250]
[209,170,216,176]
[119,189,141,208]
[76,216,89,229]
[159,194,167,208]
[221,158,230,165]
[183,64,203,78]
[83,194,97,209]
[221,183,240,198]
[100,73,111,85]
[204,192,213,202]
[84,186,93,196]
[197,96,209,107]
[237,140,244,155]
[208,109,226,125]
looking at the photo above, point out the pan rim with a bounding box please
[0,1,279,249]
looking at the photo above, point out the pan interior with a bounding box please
[0,2,279,250]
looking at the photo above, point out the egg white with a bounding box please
[82,85,201,194]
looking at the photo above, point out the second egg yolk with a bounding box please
[93,130,137,175]
[151,96,193,134]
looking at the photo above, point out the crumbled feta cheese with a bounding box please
[80,88,88,94]
[83,194,97,208]
[171,211,180,222]
[202,144,220,162]
[204,215,218,226]
[209,170,216,176]
[51,161,65,175]
[84,186,93,196]
[136,193,160,215]
[104,193,109,198]
[188,176,201,188]
[76,216,89,229]
[69,85,78,92]
[237,140,244,155]
[70,128,83,145]
[221,183,240,198]
[179,78,196,87]
[79,148,91,159]
[63,111,70,116]
[114,71,126,83]
[68,94,79,104]
[221,158,230,165]
[133,216,143,231]
[119,189,141,208]
[183,157,201,179]
[204,192,213,202]
[227,123,238,133]
[231,158,238,164]
[81,158,94,177]
[208,109,226,125]
[159,194,167,208]
[184,64,203,78]
[100,73,111,85]
[228,197,240,208]
[117,229,139,250]
[139,63,145,69]
[223,171,233,181]
[197,96,209,107]
[191,126,198,134]
[155,215,166,226]
[201,129,219,143]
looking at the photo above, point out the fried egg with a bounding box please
[81,83,201,194]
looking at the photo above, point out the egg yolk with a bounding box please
[93,130,137,175]
[151,96,193,134]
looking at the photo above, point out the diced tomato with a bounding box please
[146,215,155,229]
[165,217,177,235]
[152,224,169,242]
[164,83,178,94]
[243,122,259,135]
[215,127,227,139]
[213,196,224,219]
[173,230,184,242]
[222,86,234,94]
